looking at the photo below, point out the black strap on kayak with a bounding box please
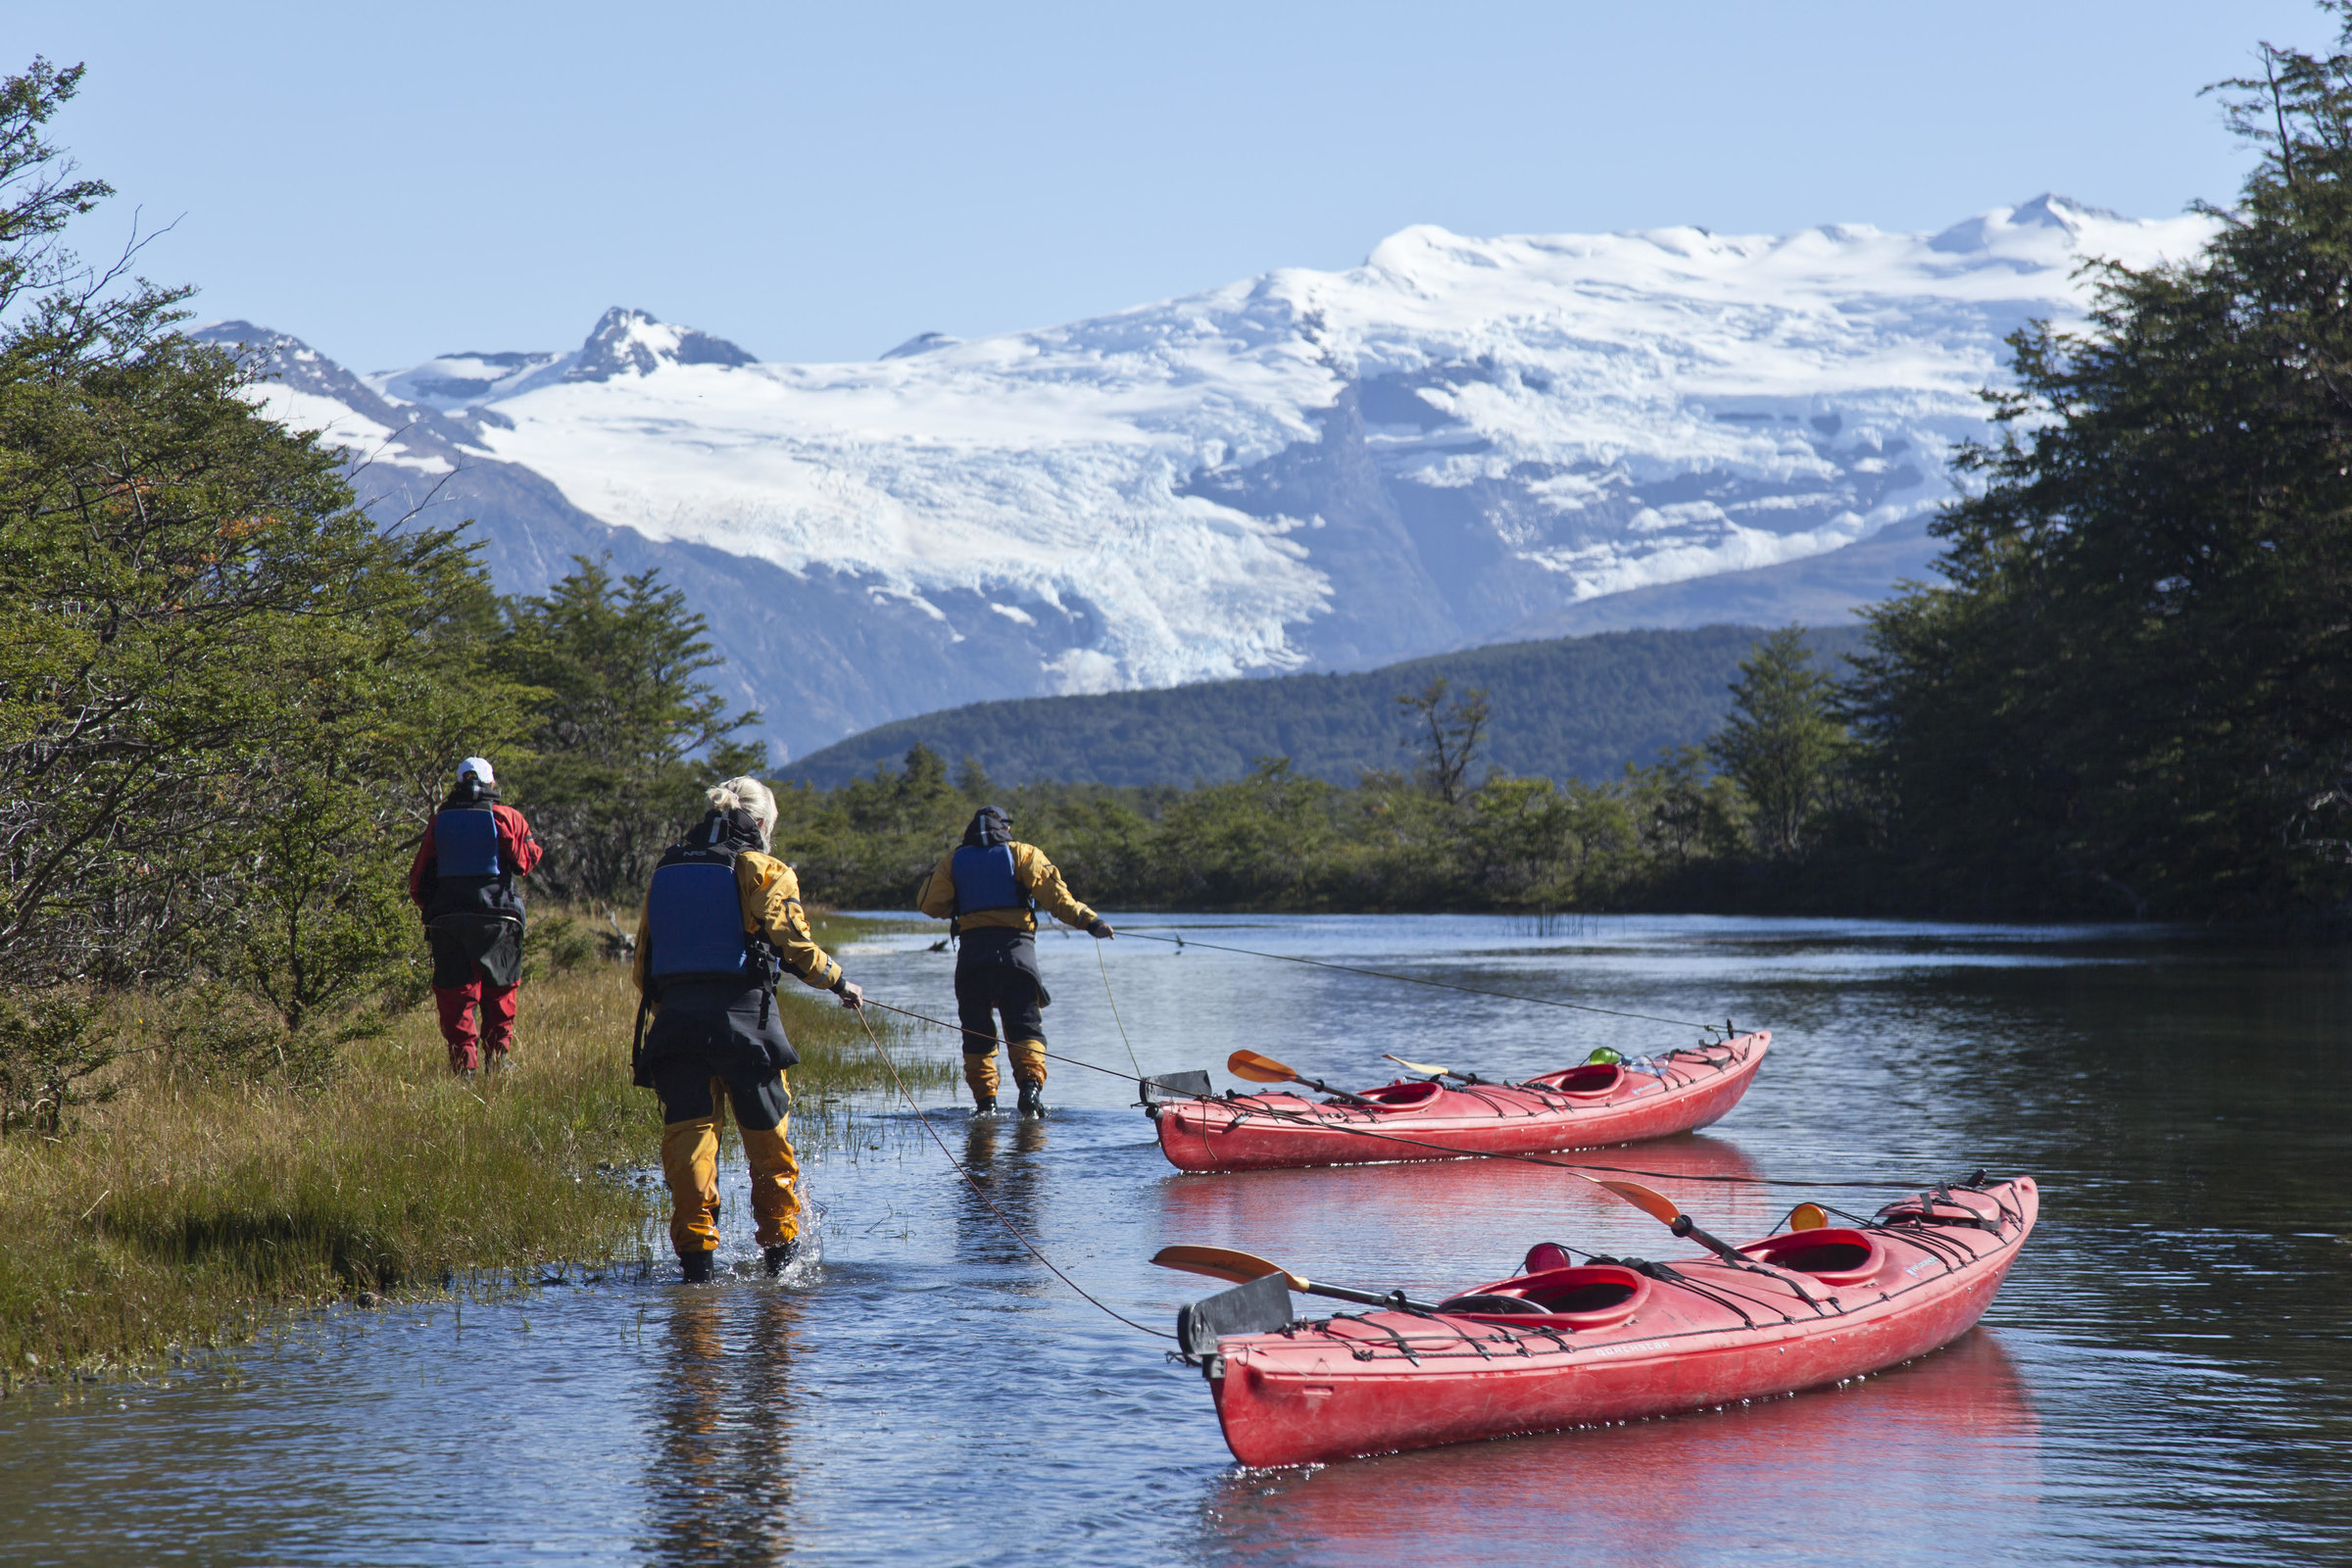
[1592,1254,1768,1328]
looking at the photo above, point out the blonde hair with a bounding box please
[708,776,777,850]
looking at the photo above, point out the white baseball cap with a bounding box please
[459,757,496,786]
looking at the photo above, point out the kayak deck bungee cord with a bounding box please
[1160,1173,2038,1467]
[1147,1034,1769,1172]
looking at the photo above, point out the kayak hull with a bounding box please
[1197,1175,2037,1467]
[1154,1033,1769,1172]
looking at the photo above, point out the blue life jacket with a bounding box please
[951,843,1027,915]
[644,810,778,989]
[434,806,501,877]
[645,860,752,986]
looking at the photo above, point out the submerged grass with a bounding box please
[0,913,948,1384]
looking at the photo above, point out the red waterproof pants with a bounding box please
[433,967,517,1073]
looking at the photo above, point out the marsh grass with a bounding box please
[0,912,949,1384]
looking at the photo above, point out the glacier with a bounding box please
[205,194,2213,762]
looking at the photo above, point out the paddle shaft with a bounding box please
[1299,1278,1446,1314]
[1672,1214,1752,1266]
[1294,1074,1382,1108]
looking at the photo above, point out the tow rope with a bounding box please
[851,1004,1172,1341]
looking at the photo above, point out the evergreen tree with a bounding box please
[1849,10,2352,917]
[0,57,528,1011]
[495,558,762,901]
[1707,628,1848,858]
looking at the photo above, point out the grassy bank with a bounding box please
[0,914,944,1385]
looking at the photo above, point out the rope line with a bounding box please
[1098,941,1144,1079]
[864,998,1141,1085]
[851,1004,1172,1341]
[1120,929,1725,1035]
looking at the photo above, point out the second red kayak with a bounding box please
[1179,1174,2038,1466]
[1151,1032,1769,1172]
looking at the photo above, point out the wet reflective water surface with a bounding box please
[3,915,2347,1565]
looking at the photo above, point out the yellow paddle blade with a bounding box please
[1382,1053,1453,1077]
[1591,1177,1683,1227]
[1150,1245,1306,1292]
[1227,1049,1298,1085]
[1789,1202,1830,1232]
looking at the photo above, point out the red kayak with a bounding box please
[1151,1033,1769,1172]
[1179,1174,2037,1467]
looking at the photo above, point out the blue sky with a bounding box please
[5,0,2331,371]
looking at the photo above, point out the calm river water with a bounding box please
[2,914,2346,1566]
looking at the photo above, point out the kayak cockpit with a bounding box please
[1438,1264,1651,1329]
[1352,1079,1445,1109]
[1522,1063,1628,1099]
[1739,1227,1889,1287]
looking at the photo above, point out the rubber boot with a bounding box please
[762,1241,799,1276]
[1015,1080,1049,1117]
[679,1250,716,1284]
[971,1095,1000,1116]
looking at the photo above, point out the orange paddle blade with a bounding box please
[1789,1202,1830,1232]
[1592,1177,1683,1227]
[1227,1049,1298,1084]
[1150,1245,1306,1292]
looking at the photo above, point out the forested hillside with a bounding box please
[784,624,1867,788]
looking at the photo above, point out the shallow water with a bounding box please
[3,914,2347,1566]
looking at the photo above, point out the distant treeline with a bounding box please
[771,635,1845,916]
[782,624,1866,790]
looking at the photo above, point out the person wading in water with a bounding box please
[632,777,862,1283]
[917,805,1112,1116]
[408,757,543,1076]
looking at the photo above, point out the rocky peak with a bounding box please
[564,307,756,381]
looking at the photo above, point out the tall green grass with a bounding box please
[0,917,947,1383]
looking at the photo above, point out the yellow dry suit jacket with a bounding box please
[916,842,1098,935]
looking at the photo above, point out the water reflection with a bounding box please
[1197,1329,2041,1568]
[955,1112,1053,1275]
[639,1288,804,1568]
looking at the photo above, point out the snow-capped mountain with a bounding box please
[208,195,2212,762]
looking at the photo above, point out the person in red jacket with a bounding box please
[407,757,544,1074]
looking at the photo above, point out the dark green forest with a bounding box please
[783,624,1866,789]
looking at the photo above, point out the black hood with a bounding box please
[694,807,765,853]
[961,806,1012,848]
[441,778,501,808]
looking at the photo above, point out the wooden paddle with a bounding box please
[1152,1244,1445,1313]
[1226,1050,1381,1107]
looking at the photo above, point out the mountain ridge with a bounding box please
[203,194,2212,761]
